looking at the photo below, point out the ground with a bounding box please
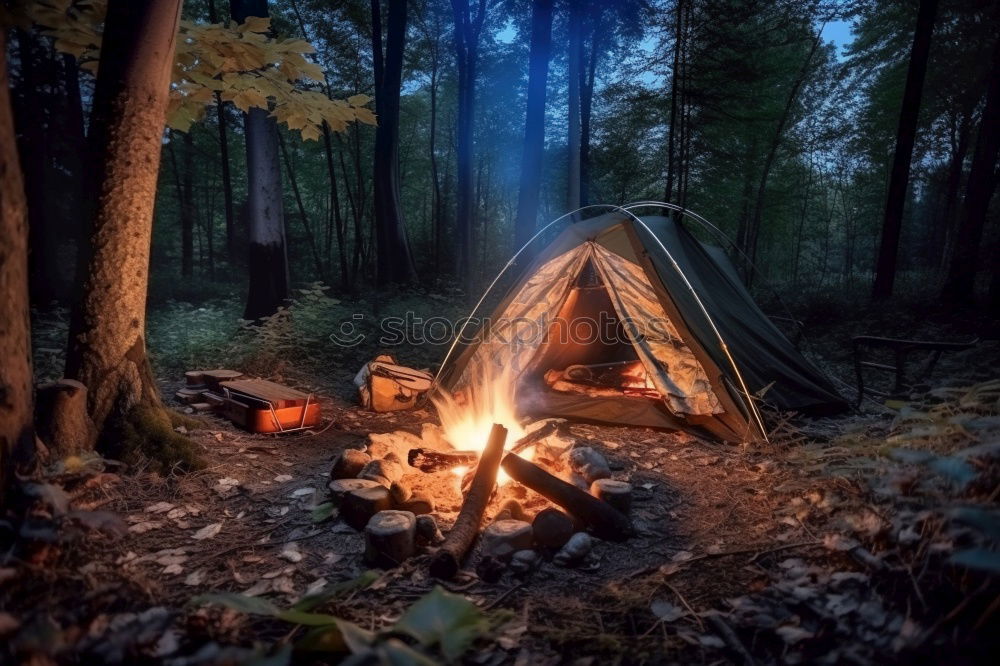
[3,299,999,665]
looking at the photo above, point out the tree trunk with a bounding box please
[566,0,582,216]
[871,0,938,300]
[664,0,684,204]
[63,0,183,448]
[513,0,554,253]
[940,34,1000,305]
[0,28,35,499]
[372,0,417,286]
[450,0,487,284]
[231,0,289,319]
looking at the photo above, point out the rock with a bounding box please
[476,555,507,583]
[510,549,540,574]
[481,520,533,560]
[341,486,392,530]
[566,472,590,490]
[327,478,382,501]
[415,515,444,546]
[590,479,633,515]
[388,482,412,505]
[364,510,416,568]
[532,508,575,550]
[554,532,594,567]
[359,458,403,486]
[330,449,370,480]
[398,495,435,515]
[493,499,526,522]
[568,447,611,484]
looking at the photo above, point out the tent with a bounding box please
[436,209,847,443]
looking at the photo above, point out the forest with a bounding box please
[0,0,999,664]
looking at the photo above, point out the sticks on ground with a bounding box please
[429,423,508,579]
[501,452,632,540]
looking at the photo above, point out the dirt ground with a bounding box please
[3,337,999,665]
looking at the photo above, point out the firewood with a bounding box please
[509,421,559,454]
[590,479,633,515]
[532,508,574,549]
[185,371,205,387]
[389,481,412,505]
[330,449,371,480]
[429,423,508,580]
[364,510,416,568]
[327,478,382,501]
[500,452,633,541]
[341,486,392,529]
[407,448,479,472]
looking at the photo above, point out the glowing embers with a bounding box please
[543,360,661,399]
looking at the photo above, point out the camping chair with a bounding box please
[851,335,979,406]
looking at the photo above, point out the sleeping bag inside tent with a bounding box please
[436,212,847,443]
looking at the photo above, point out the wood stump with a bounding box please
[532,508,575,549]
[35,379,97,456]
[590,479,633,514]
[330,449,370,480]
[364,510,416,568]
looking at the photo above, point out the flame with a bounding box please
[432,362,528,485]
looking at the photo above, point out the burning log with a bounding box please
[500,452,633,541]
[407,448,479,472]
[532,508,574,549]
[364,510,416,568]
[590,479,633,515]
[429,423,508,579]
[509,421,559,454]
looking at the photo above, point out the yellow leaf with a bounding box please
[300,124,322,141]
[347,94,371,107]
[280,38,316,55]
[239,16,270,34]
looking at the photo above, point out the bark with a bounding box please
[0,28,35,498]
[566,0,583,216]
[940,34,1000,305]
[372,0,417,286]
[231,0,289,319]
[664,0,684,204]
[429,424,507,579]
[513,0,554,254]
[64,0,182,444]
[871,0,938,300]
[450,0,488,283]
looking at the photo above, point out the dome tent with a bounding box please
[435,206,847,443]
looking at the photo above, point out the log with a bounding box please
[509,421,559,454]
[327,478,382,501]
[429,423,508,579]
[330,449,371,480]
[185,371,206,387]
[590,479,633,515]
[500,452,633,541]
[341,486,392,529]
[532,508,574,549]
[364,510,416,568]
[407,447,479,472]
[482,519,533,559]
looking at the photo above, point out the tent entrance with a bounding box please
[522,258,660,401]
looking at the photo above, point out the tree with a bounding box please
[871,0,938,300]
[450,0,488,282]
[372,0,418,285]
[0,28,34,500]
[62,0,187,453]
[513,0,554,252]
[206,0,238,264]
[565,0,583,215]
[941,33,1000,305]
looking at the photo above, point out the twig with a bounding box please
[706,614,756,666]
[483,582,524,611]
[666,582,704,631]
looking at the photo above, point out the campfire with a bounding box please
[327,363,635,581]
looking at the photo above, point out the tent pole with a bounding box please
[427,204,622,395]
[613,208,770,443]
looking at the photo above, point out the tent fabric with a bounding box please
[438,211,848,443]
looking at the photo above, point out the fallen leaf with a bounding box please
[192,523,223,540]
[650,599,685,622]
[184,570,206,586]
[274,474,293,483]
[280,543,303,563]
[776,625,814,644]
[145,502,175,514]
